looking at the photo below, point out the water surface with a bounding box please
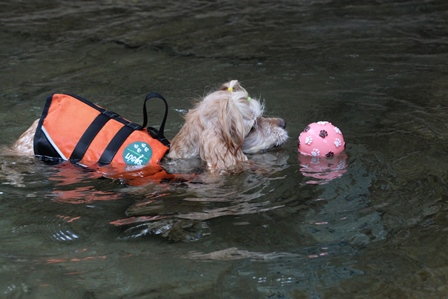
[1,0,448,298]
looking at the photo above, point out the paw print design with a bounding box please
[319,130,328,138]
[334,127,342,134]
[334,138,342,148]
[304,125,310,132]
[326,151,334,157]
[305,136,313,145]
[311,148,320,156]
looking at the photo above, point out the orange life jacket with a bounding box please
[33,93,170,169]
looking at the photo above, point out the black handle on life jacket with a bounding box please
[142,92,170,147]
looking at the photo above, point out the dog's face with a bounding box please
[167,80,288,173]
[242,116,288,154]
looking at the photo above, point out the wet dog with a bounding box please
[12,80,288,174]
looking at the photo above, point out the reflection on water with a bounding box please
[1,0,448,297]
[299,152,348,185]
[112,151,290,241]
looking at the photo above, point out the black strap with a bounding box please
[98,123,140,165]
[69,110,118,162]
[142,92,170,147]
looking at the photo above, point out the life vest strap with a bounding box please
[69,110,118,163]
[98,124,136,165]
[143,93,170,147]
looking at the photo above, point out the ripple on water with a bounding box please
[12,214,84,243]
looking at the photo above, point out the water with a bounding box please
[1,0,448,298]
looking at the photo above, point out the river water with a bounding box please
[1,0,448,298]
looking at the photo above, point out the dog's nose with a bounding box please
[278,118,286,129]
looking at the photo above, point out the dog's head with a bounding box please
[168,80,288,173]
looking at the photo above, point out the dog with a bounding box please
[12,80,288,175]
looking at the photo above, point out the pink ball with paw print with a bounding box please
[298,121,345,157]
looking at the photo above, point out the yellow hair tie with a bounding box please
[227,87,233,92]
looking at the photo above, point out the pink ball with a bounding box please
[298,121,345,157]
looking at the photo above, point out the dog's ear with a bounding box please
[198,98,248,172]
[218,98,246,156]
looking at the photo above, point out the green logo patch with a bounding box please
[123,142,152,166]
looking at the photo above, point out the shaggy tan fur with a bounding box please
[167,80,288,173]
[10,119,39,155]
